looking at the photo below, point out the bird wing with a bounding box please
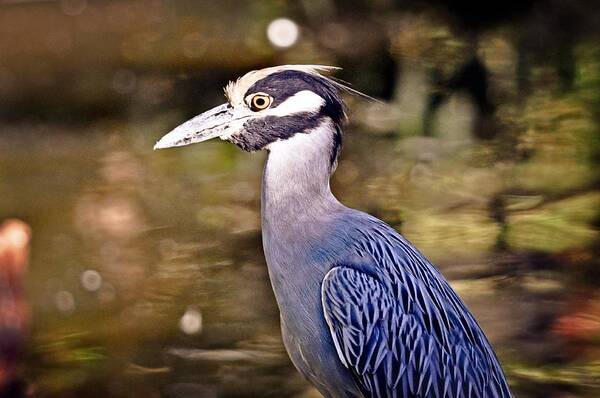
[321,264,510,398]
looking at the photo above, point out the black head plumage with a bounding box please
[246,70,347,127]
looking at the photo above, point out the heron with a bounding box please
[154,65,512,398]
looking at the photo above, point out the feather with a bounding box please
[321,220,513,397]
[224,64,379,105]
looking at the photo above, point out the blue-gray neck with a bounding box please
[261,119,344,289]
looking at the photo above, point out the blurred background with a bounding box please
[0,0,599,397]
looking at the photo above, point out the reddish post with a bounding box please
[0,220,31,396]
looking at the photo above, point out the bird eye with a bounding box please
[248,93,272,111]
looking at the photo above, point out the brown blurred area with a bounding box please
[0,0,599,397]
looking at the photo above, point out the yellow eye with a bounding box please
[249,93,272,111]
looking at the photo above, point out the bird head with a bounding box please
[153,65,368,156]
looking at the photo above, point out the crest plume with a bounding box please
[224,65,375,105]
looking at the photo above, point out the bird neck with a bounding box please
[261,119,341,230]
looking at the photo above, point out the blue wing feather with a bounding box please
[321,219,512,398]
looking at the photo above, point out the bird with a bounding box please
[154,65,512,398]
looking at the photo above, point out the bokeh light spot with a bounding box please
[267,18,299,49]
[55,290,76,313]
[179,306,202,335]
[81,269,103,292]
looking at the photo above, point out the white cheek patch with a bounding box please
[264,90,325,117]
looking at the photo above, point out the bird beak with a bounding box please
[154,103,245,150]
